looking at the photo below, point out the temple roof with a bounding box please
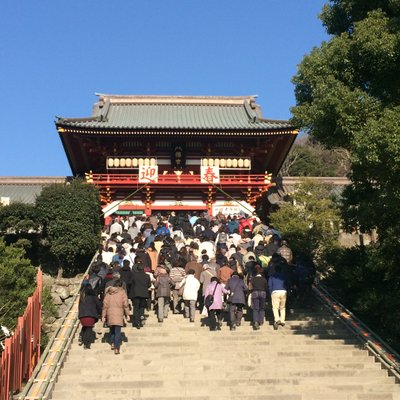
[0,177,66,204]
[56,94,294,132]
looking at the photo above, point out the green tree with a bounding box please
[0,202,38,234]
[35,179,102,276]
[0,202,42,265]
[292,2,400,237]
[324,243,400,351]
[0,238,36,330]
[291,0,400,349]
[269,179,341,266]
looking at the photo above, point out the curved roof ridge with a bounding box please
[94,93,256,106]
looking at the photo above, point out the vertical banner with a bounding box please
[201,166,220,183]
[139,165,158,183]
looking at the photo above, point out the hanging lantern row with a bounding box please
[106,156,251,169]
[107,157,157,169]
[201,158,251,169]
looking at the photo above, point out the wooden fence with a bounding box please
[0,269,42,400]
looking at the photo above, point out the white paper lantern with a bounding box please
[227,158,232,168]
[208,158,214,167]
[120,158,126,167]
[132,158,138,167]
[220,159,226,168]
[150,158,156,166]
[238,159,244,168]
[108,158,114,168]
[244,159,250,168]
[114,158,120,168]
[138,158,144,167]
[125,158,132,167]
[232,159,238,168]
[202,159,208,166]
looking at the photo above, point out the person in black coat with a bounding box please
[120,259,133,294]
[264,235,280,257]
[250,265,268,330]
[135,244,152,271]
[129,264,151,329]
[180,218,194,237]
[225,273,248,331]
[78,284,102,349]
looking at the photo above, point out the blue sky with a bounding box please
[0,1,329,176]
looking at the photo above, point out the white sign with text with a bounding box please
[139,166,158,183]
[201,166,220,184]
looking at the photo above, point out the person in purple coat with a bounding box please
[204,277,228,331]
[225,273,248,331]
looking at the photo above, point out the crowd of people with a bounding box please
[78,211,316,354]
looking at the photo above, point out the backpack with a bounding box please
[257,255,271,268]
[158,226,169,236]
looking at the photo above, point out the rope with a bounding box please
[99,181,150,216]
[205,178,256,216]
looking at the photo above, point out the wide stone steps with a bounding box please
[49,303,400,400]
[50,385,400,400]
[59,360,380,373]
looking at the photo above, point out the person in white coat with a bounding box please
[109,219,123,236]
[179,269,200,322]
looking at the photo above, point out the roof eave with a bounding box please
[56,125,296,136]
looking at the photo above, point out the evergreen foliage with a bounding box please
[292,1,400,237]
[0,238,36,330]
[291,0,400,351]
[0,202,42,266]
[35,179,102,276]
[40,286,59,349]
[324,243,400,351]
[0,202,38,234]
[269,179,341,266]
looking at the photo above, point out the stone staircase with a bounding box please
[50,302,400,400]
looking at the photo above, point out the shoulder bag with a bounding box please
[204,282,218,308]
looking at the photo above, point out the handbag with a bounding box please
[201,305,209,316]
[247,292,252,308]
[204,282,218,308]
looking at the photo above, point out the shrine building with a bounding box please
[56,94,297,217]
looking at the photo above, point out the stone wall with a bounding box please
[42,273,84,334]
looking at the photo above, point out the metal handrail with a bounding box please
[313,283,400,380]
[16,255,96,399]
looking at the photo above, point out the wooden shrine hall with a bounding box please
[56,94,297,216]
